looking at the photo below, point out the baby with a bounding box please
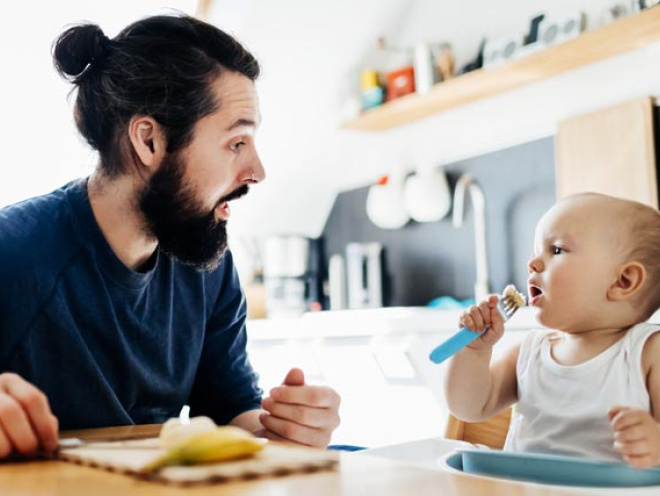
[444,192,660,468]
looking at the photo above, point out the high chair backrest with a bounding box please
[444,407,512,449]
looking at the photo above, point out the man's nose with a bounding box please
[240,149,266,185]
[251,150,266,183]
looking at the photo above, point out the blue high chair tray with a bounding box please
[446,449,660,488]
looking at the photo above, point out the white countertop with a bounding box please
[246,306,542,340]
[247,306,660,341]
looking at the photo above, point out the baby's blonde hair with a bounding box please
[625,202,660,320]
[565,192,660,320]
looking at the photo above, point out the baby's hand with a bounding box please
[459,294,505,351]
[609,406,660,468]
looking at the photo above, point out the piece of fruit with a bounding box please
[145,426,267,472]
[160,416,218,448]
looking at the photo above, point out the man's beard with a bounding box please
[138,151,248,271]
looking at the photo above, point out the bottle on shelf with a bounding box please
[433,42,455,82]
[413,42,435,94]
[360,69,385,111]
[358,37,414,109]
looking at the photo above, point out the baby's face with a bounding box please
[527,196,627,332]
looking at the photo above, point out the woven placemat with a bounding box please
[58,438,339,485]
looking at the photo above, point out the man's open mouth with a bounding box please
[213,185,251,221]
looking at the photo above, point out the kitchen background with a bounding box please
[322,138,556,306]
[2,0,660,446]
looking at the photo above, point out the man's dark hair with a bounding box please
[52,13,260,177]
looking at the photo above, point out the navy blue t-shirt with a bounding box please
[0,179,262,429]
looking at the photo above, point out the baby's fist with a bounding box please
[609,406,660,468]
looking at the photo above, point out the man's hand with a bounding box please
[259,368,340,448]
[609,405,660,468]
[0,373,58,458]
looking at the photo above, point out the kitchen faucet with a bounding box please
[452,174,490,302]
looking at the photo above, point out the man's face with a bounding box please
[139,72,264,270]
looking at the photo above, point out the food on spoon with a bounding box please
[502,284,526,309]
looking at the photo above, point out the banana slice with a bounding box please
[160,416,218,449]
[146,421,266,472]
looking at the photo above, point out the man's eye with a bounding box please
[230,141,246,151]
[552,246,564,255]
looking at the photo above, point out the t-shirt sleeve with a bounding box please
[0,211,49,368]
[187,254,263,425]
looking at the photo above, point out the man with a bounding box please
[0,13,340,458]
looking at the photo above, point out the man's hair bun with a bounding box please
[52,23,111,83]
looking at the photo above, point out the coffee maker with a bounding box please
[345,242,385,309]
[263,235,324,318]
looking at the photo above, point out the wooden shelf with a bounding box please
[344,7,660,131]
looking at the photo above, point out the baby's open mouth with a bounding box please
[529,285,543,298]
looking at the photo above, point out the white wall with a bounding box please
[214,0,660,257]
[0,1,195,206]
[2,1,658,280]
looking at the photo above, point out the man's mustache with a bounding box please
[217,184,249,206]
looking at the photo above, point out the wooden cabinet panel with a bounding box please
[556,97,657,208]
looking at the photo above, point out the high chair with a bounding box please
[444,407,512,449]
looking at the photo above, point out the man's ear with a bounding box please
[127,115,166,174]
[608,261,646,301]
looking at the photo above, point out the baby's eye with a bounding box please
[552,246,564,255]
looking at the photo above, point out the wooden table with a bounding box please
[0,425,576,496]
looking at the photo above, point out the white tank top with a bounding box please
[504,322,659,461]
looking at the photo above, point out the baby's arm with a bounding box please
[609,331,660,468]
[443,295,520,422]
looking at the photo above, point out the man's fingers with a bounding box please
[269,384,340,409]
[0,373,59,454]
[282,368,305,387]
[0,394,39,455]
[4,378,58,452]
[259,412,329,448]
[0,428,11,458]
[46,415,59,451]
[260,428,289,443]
[261,397,339,430]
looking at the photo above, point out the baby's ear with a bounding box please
[608,261,646,301]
